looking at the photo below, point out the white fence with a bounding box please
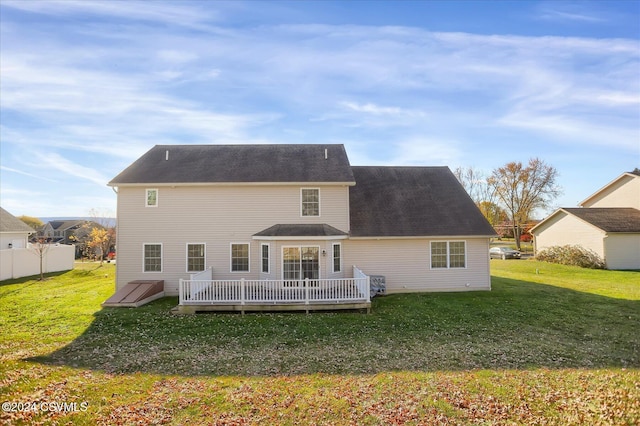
[0,244,75,281]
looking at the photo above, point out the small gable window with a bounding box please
[146,189,158,207]
[301,188,320,217]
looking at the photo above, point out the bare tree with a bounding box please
[489,158,561,249]
[454,166,500,223]
[30,236,50,280]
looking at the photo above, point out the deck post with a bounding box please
[304,278,309,305]
[179,279,184,305]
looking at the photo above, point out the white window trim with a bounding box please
[430,240,467,270]
[261,243,270,274]
[142,243,163,273]
[145,188,158,207]
[185,242,206,273]
[230,242,250,273]
[300,188,321,217]
[332,242,342,273]
[281,245,321,280]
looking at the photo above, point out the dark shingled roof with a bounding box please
[349,166,497,237]
[0,207,35,233]
[109,144,355,184]
[254,224,348,237]
[562,208,640,233]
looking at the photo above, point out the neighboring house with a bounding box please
[41,220,88,244]
[531,171,640,270]
[0,207,34,249]
[108,144,496,311]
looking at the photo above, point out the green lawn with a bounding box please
[1,261,638,425]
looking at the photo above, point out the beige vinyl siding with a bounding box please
[582,175,640,209]
[115,184,350,294]
[533,212,606,258]
[344,238,491,293]
[603,234,640,270]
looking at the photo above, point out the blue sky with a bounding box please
[1,0,639,218]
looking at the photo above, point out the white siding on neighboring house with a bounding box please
[533,212,606,259]
[344,238,491,293]
[115,184,351,294]
[581,174,640,209]
[603,234,640,270]
[0,232,28,249]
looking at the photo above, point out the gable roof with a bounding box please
[0,207,35,233]
[558,208,640,233]
[349,166,497,237]
[109,144,355,185]
[46,220,87,231]
[580,172,640,207]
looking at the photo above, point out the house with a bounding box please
[41,220,88,244]
[530,171,640,270]
[107,144,496,312]
[0,207,34,249]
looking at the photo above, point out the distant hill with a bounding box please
[39,217,117,227]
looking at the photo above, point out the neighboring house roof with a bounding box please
[533,208,640,233]
[254,224,348,238]
[46,220,86,231]
[109,144,355,185]
[349,166,497,237]
[580,172,640,207]
[0,207,35,233]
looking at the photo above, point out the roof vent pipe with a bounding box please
[166,150,169,161]
[324,148,328,160]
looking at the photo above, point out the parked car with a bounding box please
[490,246,521,260]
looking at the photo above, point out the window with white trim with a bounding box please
[261,243,270,274]
[430,241,466,269]
[332,243,341,273]
[143,243,162,272]
[301,188,320,216]
[186,243,205,272]
[146,189,158,207]
[231,243,249,272]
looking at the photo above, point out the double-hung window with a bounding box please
[146,189,158,207]
[301,188,320,216]
[231,243,250,272]
[332,243,341,273]
[430,241,466,269]
[186,243,205,272]
[261,243,270,274]
[143,243,162,272]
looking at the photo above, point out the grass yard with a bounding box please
[0,261,638,425]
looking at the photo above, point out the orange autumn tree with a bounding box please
[87,227,116,265]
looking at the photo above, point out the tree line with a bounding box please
[454,158,561,250]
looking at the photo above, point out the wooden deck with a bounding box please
[177,273,371,314]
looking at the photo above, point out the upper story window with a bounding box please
[146,189,158,207]
[301,188,320,216]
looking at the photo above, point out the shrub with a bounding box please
[536,245,606,269]
[520,233,532,243]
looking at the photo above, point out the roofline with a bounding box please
[530,208,609,235]
[348,234,496,240]
[252,235,349,241]
[108,181,357,187]
[579,172,639,207]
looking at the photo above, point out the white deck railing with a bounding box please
[179,269,370,306]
